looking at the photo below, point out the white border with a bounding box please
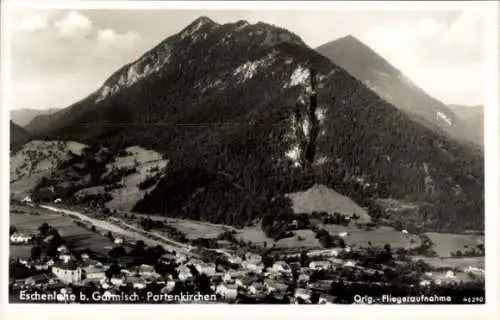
[1,1,499,320]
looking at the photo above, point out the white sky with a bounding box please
[8,8,485,110]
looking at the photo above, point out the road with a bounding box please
[40,205,193,255]
[108,217,191,250]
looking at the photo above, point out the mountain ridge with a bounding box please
[17,17,483,233]
[316,35,482,148]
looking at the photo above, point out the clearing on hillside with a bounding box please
[10,140,87,199]
[285,184,371,222]
[75,146,169,212]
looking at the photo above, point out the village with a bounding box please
[9,196,485,304]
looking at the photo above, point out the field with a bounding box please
[285,184,372,222]
[165,218,232,240]
[133,212,421,250]
[413,256,485,270]
[323,225,421,249]
[424,232,484,257]
[10,207,114,257]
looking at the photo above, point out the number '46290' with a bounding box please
[463,297,484,303]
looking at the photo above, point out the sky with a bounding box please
[8,8,485,111]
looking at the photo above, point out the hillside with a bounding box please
[26,17,484,233]
[11,108,61,129]
[10,140,87,199]
[449,105,483,145]
[316,35,482,147]
[285,184,371,222]
[10,121,30,150]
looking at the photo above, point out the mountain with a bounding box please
[10,121,30,150]
[25,17,483,233]
[316,35,482,147]
[449,105,483,145]
[10,108,61,128]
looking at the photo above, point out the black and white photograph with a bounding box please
[3,0,499,314]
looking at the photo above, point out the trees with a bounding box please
[108,246,127,259]
[9,226,17,235]
[30,246,42,260]
[105,264,121,280]
[38,223,50,237]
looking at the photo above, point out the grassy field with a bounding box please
[323,225,421,249]
[10,208,114,257]
[166,218,232,240]
[285,184,372,222]
[413,256,485,270]
[424,232,484,257]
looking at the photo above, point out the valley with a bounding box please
[8,15,485,305]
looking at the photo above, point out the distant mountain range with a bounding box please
[316,35,483,148]
[448,104,483,145]
[11,17,483,233]
[10,108,61,129]
[10,121,29,150]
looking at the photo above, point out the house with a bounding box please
[110,274,125,287]
[264,280,288,293]
[114,238,124,245]
[272,261,292,274]
[195,262,216,276]
[318,294,335,304]
[33,259,55,271]
[242,261,264,273]
[419,280,431,286]
[176,265,193,281]
[137,264,156,277]
[80,253,90,261]
[245,252,262,264]
[57,245,69,253]
[160,252,177,262]
[54,198,62,204]
[25,273,56,287]
[464,266,485,275]
[343,260,356,268]
[10,232,32,244]
[248,282,266,295]
[18,258,29,265]
[51,261,82,284]
[445,271,456,279]
[162,280,177,293]
[297,273,310,285]
[21,196,32,203]
[216,283,238,300]
[127,277,147,290]
[309,261,332,271]
[121,269,134,277]
[338,232,349,238]
[401,230,409,238]
[59,253,73,263]
[175,253,188,264]
[100,279,111,289]
[223,273,235,283]
[227,255,243,265]
[294,288,312,302]
[83,264,107,282]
